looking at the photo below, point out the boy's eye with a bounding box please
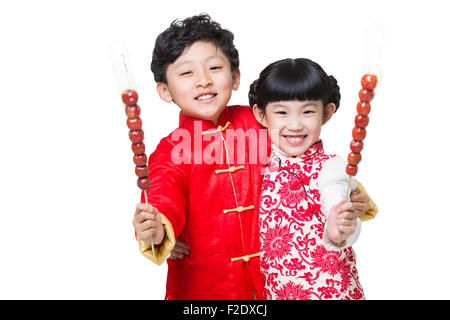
[304,110,315,115]
[210,66,222,70]
[180,71,192,76]
[276,111,287,115]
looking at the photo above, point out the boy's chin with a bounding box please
[197,108,226,123]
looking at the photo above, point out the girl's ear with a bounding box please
[231,68,241,91]
[156,82,173,103]
[322,103,337,125]
[252,104,267,127]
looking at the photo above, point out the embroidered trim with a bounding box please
[215,165,245,174]
[231,252,261,262]
[223,205,255,214]
[201,121,231,135]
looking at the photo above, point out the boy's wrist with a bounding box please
[154,229,167,246]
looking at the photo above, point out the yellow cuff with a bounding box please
[356,181,378,222]
[137,213,176,265]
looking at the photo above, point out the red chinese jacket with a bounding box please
[138,105,271,299]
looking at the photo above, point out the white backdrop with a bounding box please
[1,0,449,299]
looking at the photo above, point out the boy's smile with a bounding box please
[157,41,240,124]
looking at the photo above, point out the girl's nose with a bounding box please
[287,117,303,131]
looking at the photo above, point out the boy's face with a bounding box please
[157,41,240,124]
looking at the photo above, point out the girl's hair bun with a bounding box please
[328,75,341,111]
[248,79,259,106]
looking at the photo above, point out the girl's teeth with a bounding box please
[285,136,304,144]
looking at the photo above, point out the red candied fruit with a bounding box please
[131,142,145,155]
[127,117,142,131]
[361,74,378,90]
[356,101,371,116]
[133,154,147,166]
[348,152,362,166]
[359,89,374,102]
[137,177,151,190]
[350,140,364,153]
[346,164,358,176]
[125,105,141,119]
[352,127,366,141]
[135,165,149,178]
[122,89,138,105]
[355,115,369,128]
[129,130,144,143]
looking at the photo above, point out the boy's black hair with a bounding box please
[249,58,341,112]
[151,13,239,83]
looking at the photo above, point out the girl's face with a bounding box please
[253,100,336,157]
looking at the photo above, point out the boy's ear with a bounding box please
[156,82,173,103]
[252,104,267,127]
[231,68,241,91]
[322,103,337,125]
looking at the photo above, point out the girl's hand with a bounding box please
[349,187,370,219]
[133,203,165,245]
[326,200,359,245]
[168,238,191,260]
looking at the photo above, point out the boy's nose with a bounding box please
[196,70,212,87]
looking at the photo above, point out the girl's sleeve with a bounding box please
[318,156,361,250]
[136,138,187,265]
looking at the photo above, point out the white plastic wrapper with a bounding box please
[109,40,138,95]
[362,22,385,89]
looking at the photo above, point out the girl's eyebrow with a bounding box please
[303,102,320,108]
[271,103,288,108]
[271,101,320,108]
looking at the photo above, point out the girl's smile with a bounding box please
[254,100,335,157]
[283,135,307,146]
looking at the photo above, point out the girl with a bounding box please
[250,58,364,300]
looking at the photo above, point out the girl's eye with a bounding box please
[180,71,192,76]
[276,111,287,115]
[304,110,315,115]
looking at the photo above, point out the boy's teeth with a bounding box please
[197,94,214,100]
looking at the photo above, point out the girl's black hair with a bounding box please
[249,58,341,112]
[151,13,239,83]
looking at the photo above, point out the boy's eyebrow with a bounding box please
[174,55,225,69]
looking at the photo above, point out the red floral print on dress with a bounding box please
[261,224,295,261]
[274,281,313,300]
[310,245,343,276]
[259,141,364,300]
[278,176,307,208]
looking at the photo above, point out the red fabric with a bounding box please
[141,105,270,299]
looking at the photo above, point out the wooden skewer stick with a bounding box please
[143,190,155,257]
[337,175,353,244]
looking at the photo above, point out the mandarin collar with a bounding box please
[271,140,324,165]
[178,106,232,132]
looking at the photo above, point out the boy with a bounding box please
[132,14,376,300]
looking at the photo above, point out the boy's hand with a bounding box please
[133,203,165,245]
[349,187,370,219]
[168,238,190,260]
[326,200,359,245]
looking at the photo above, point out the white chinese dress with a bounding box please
[259,141,364,300]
